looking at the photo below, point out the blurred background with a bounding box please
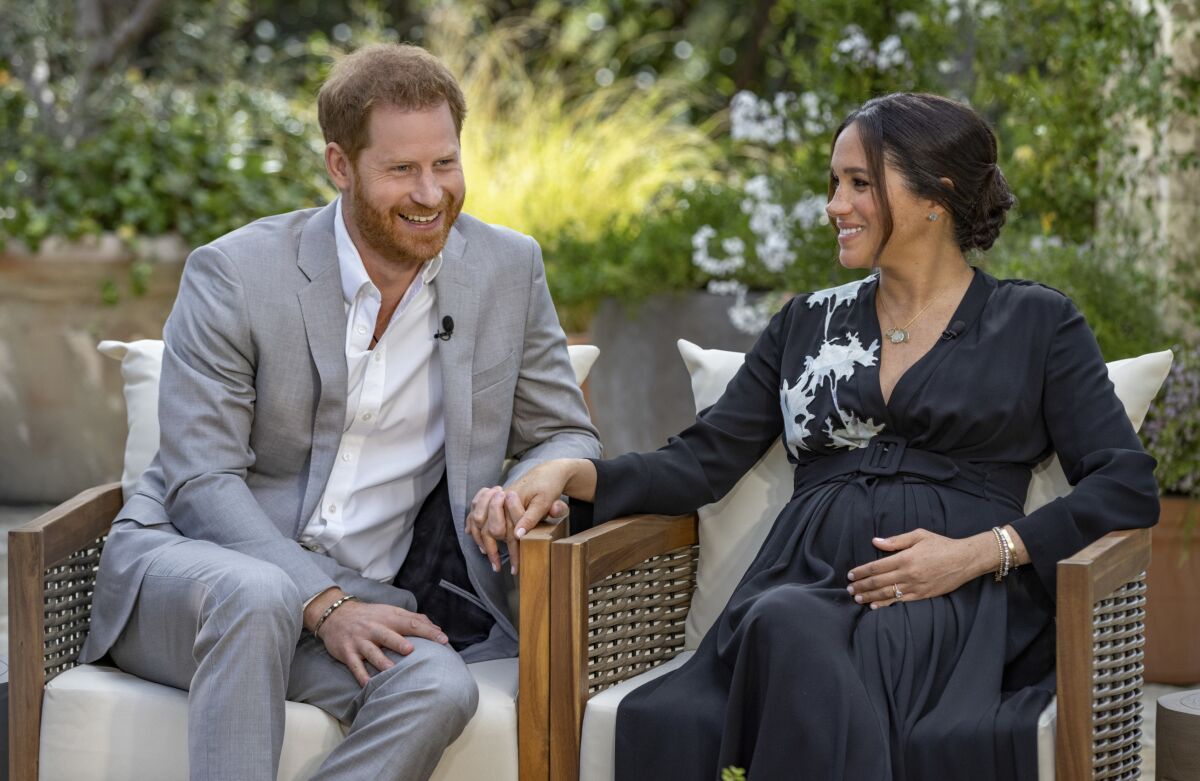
[1,0,1198,700]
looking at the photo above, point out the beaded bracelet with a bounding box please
[314,594,358,638]
[991,527,1010,582]
[997,527,1018,572]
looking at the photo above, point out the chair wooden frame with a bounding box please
[8,482,564,781]
[550,512,1151,781]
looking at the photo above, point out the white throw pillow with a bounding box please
[99,339,601,502]
[97,340,165,501]
[676,338,1172,649]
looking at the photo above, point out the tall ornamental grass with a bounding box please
[428,14,719,244]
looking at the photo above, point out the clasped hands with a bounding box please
[464,458,597,575]
[463,483,566,576]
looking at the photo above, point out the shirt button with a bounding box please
[342,452,352,461]
[373,352,383,362]
[327,503,337,513]
[356,325,367,335]
[362,412,373,421]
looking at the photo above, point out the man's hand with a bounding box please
[465,484,567,575]
[304,588,449,686]
[845,529,997,609]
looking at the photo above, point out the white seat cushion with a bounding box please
[40,659,518,781]
[577,652,1057,781]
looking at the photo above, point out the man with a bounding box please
[78,43,600,780]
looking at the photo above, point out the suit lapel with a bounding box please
[296,202,348,534]
[432,225,477,521]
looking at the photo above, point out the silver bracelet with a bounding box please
[313,594,358,638]
[991,527,1010,582]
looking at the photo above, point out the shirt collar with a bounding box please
[333,196,443,306]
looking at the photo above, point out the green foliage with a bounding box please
[425,10,720,247]
[721,767,748,781]
[982,229,1169,362]
[1143,345,1200,499]
[0,80,330,248]
[0,0,334,249]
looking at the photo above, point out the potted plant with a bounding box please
[1141,343,1200,684]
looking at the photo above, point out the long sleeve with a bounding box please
[157,245,337,602]
[1010,296,1160,597]
[502,237,601,484]
[590,298,796,524]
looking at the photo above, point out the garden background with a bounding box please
[1,0,1199,721]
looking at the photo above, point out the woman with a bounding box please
[492,93,1160,780]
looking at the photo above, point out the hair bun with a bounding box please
[969,165,1015,251]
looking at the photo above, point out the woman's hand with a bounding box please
[465,486,568,575]
[846,529,998,609]
[508,458,597,537]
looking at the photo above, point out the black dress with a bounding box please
[590,269,1159,780]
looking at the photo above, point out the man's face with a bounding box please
[338,102,466,265]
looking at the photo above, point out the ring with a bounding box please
[892,584,903,599]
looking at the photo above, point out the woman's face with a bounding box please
[826,122,937,270]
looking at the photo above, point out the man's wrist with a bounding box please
[303,586,345,632]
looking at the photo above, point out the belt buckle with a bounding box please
[860,435,906,476]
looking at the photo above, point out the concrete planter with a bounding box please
[0,250,183,503]
[587,291,767,458]
[1144,495,1200,684]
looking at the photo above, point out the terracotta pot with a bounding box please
[1144,495,1200,684]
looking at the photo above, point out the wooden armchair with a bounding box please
[549,512,1151,781]
[8,483,563,781]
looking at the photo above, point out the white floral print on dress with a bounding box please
[781,276,884,455]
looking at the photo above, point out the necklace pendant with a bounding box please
[886,328,909,344]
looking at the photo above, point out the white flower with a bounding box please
[897,11,920,29]
[691,225,745,275]
[742,174,773,204]
[833,25,873,65]
[876,35,910,70]
[792,194,828,230]
[730,90,800,146]
[708,279,745,296]
[728,292,774,335]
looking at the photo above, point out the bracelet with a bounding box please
[991,527,1010,582]
[998,527,1018,571]
[313,594,358,638]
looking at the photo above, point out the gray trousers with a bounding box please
[108,532,479,781]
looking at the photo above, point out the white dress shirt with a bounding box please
[299,199,446,581]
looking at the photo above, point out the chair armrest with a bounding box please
[9,482,122,781]
[549,513,699,780]
[518,518,568,781]
[1056,527,1151,781]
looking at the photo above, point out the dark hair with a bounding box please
[828,92,1015,256]
[318,44,467,160]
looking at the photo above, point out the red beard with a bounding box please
[349,176,461,264]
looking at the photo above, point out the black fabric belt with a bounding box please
[791,434,1031,508]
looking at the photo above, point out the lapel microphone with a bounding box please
[940,320,966,341]
[434,316,455,341]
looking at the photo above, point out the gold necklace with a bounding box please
[877,284,947,345]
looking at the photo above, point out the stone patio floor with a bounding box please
[0,504,1186,776]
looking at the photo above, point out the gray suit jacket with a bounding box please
[80,202,600,664]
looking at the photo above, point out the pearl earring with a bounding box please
[927,212,939,222]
